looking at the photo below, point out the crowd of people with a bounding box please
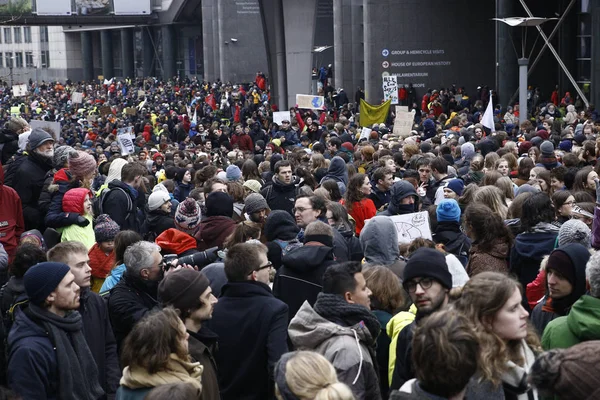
[0,74,597,400]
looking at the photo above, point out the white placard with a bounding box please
[382,75,398,105]
[273,111,290,126]
[71,92,83,104]
[12,84,28,97]
[296,94,325,110]
[359,127,372,141]
[117,127,135,155]
[29,120,61,141]
[390,212,432,244]
[392,105,415,137]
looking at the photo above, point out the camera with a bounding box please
[162,247,219,271]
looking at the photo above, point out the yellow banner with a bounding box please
[360,99,391,127]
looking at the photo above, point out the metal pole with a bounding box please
[519,58,528,122]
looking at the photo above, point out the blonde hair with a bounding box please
[473,186,508,219]
[275,351,355,400]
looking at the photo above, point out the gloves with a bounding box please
[76,216,90,227]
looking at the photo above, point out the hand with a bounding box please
[76,216,90,227]
[417,182,427,197]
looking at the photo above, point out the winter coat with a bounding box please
[386,306,416,384]
[542,295,600,349]
[102,180,145,233]
[510,224,558,289]
[0,276,24,317]
[369,184,391,210]
[80,289,120,398]
[230,133,253,152]
[58,214,95,250]
[273,128,298,146]
[338,227,364,262]
[390,321,415,391]
[205,281,289,400]
[10,151,53,231]
[466,238,510,276]
[0,163,24,262]
[360,216,406,279]
[195,216,236,250]
[107,272,159,351]
[188,326,220,400]
[344,198,376,236]
[319,156,349,193]
[273,244,336,321]
[432,221,471,266]
[289,301,382,400]
[0,129,19,165]
[592,205,600,249]
[260,176,298,217]
[173,182,192,203]
[44,168,83,229]
[7,306,59,399]
[100,263,125,293]
[373,309,393,398]
[145,209,175,238]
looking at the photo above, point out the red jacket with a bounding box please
[230,133,253,152]
[342,198,377,236]
[0,163,24,261]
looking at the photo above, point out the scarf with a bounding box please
[502,340,538,400]
[28,303,105,400]
[88,243,115,279]
[313,292,380,345]
[120,353,203,392]
[529,222,560,235]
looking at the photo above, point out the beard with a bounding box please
[35,148,54,159]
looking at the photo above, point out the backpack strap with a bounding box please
[102,187,133,214]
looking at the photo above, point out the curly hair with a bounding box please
[464,204,513,252]
[344,173,369,213]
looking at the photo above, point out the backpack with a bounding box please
[3,152,26,188]
[93,186,133,217]
[0,291,28,385]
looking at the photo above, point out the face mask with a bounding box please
[396,203,416,214]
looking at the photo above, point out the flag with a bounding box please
[205,94,217,110]
[234,104,240,123]
[481,91,495,132]
[359,99,391,127]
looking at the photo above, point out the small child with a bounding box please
[88,214,119,293]
[58,188,95,250]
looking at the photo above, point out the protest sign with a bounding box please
[138,90,146,98]
[296,94,324,110]
[359,127,372,141]
[71,92,83,104]
[117,127,135,155]
[389,212,432,244]
[29,120,61,141]
[273,111,290,126]
[12,84,27,97]
[99,105,111,116]
[382,76,398,104]
[392,105,414,137]
[124,107,137,116]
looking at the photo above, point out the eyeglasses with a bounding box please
[404,277,434,293]
[255,262,273,272]
[293,207,313,214]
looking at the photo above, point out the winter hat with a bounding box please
[68,151,97,179]
[530,136,543,147]
[341,142,354,152]
[216,171,227,181]
[530,341,600,400]
[546,250,577,287]
[574,133,586,146]
[403,247,452,290]
[559,140,573,153]
[226,165,242,182]
[515,184,540,196]
[445,179,464,196]
[94,214,120,243]
[420,142,432,154]
[558,219,591,248]
[536,129,550,140]
[53,145,76,169]
[24,262,71,305]
[20,229,47,251]
[27,128,54,150]
[460,142,475,159]
[148,191,171,212]
[540,141,555,157]
[243,179,262,194]
[175,198,202,234]
[244,193,269,215]
[265,210,300,241]
[158,269,211,311]
[205,191,234,218]
[152,152,164,161]
[519,141,533,155]
[436,199,461,223]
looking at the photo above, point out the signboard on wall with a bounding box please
[113,0,151,15]
[35,0,71,15]
[33,0,150,15]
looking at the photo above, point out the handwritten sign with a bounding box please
[273,111,290,126]
[359,127,372,141]
[12,84,28,97]
[99,105,111,116]
[392,105,415,137]
[390,212,432,244]
[124,107,137,116]
[117,127,135,155]
[71,92,83,104]
[382,76,398,105]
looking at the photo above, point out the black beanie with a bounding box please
[205,191,234,217]
[265,210,299,241]
[403,248,452,289]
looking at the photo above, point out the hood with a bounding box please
[197,216,235,242]
[156,228,198,255]
[53,168,71,183]
[62,187,92,214]
[272,174,300,190]
[551,243,591,309]
[106,158,128,184]
[282,245,333,272]
[322,156,348,185]
[7,307,48,348]
[514,231,557,259]
[288,301,372,349]
[390,180,418,204]
[359,216,399,264]
[567,296,600,341]
[385,305,417,340]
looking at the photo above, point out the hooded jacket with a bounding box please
[145,208,175,238]
[369,182,391,210]
[195,216,236,250]
[466,238,510,276]
[379,181,418,216]
[288,301,382,400]
[432,221,471,267]
[319,156,349,194]
[360,216,406,279]
[510,223,559,289]
[102,180,144,233]
[273,244,336,321]
[156,229,198,256]
[260,175,299,217]
[44,168,83,229]
[541,295,600,350]
[0,162,24,262]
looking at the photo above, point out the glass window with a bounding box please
[5,52,12,68]
[41,50,50,68]
[13,27,21,44]
[15,52,22,68]
[23,26,31,43]
[3,28,11,44]
[0,53,3,68]
[577,60,591,82]
[25,51,33,68]
[40,26,48,43]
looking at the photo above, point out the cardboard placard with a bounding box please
[392,105,414,137]
[124,107,137,116]
[116,126,135,155]
[71,92,83,104]
[29,120,61,141]
[296,94,325,110]
[12,84,28,97]
[137,90,145,98]
[273,111,291,126]
[99,105,111,116]
[382,76,398,105]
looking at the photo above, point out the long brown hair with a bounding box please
[344,173,368,212]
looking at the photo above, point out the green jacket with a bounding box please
[541,295,600,350]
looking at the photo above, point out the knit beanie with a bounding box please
[546,250,576,287]
[530,341,600,400]
[24,262,71,305]
[53,145,76,169]
[445,179,464,196]
[205,191,234,217]
[216,171,227,181]
[94,214,120,243]
[558,219,591,247]
[148,191,171,212]
[244,193,269,215]
[68,150,97,179]
[436,199,461,223]
[175,198,202,234]
[27,128,54,151]
[403,247,452,289]
[265,210,300,241]
[540,140,555,157]
[226,165,242,182]
[158,269,211,311]
[243,179,262,194]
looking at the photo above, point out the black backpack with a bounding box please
[3,152,26,188]
[93,186,133,217]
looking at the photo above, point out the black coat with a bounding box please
[205,281,288,400]
[432,221,471,266]
[261,177,298,217]
[273,244,335,321]
[102,180,145,233]
[146,209,175,238]
[107,273,158,351]
[188,326,220,400]
[0,129,19,165]
[80,289,120,399]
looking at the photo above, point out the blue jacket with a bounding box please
[510,229,558,290]
[45,172,82,229]
[7,307,59,400]
[273,128,298,145]
[100,263,125,293]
